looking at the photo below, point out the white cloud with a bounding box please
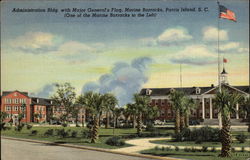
[171,45,217,65]
[202,26,228,41]
[238,47,249,53]
[57,41,96,56]
[220,42,240,51]
[9,32,61,53]
[157,27,193,44]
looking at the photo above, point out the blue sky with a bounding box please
[1,0,249,105]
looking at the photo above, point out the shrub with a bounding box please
[231,147,235,153]
[154,146,159,150]
[175,146,179,151]
[241,146,245,152]
[105,136,125,146]
[76,124,80,127]
[161,146,165,151]
[211,147,216,152]
[191,147,196,152]
[165,147,171,151]
[15,124,24,132]
[44,129,54,136]
[202,146,208,152]
[184,147,191,152]
[195,136,203,144]
[56,129,69,138]
[81,129,91,139]
[26,124,32,130]
[62,123,67,127]
[172,132,184,142]
[146,123,156,132]
[236,133,247,143]
[30,130,38,136]
[71,131,78,138]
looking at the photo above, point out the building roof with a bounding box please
[2,90,29,97]
[31,97,53,106]
[140,85,250,96]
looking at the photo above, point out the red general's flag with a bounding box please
[219,5,236,22]
[223,58,228,63]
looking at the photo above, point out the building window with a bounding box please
[20,99,26,104]
[13,99,19,104]
[5,106,11,111]
[23,114,26,118]
[7,114,11,118]
[196,88,201,94]
[5,98,12,104]
[13,106,19,111]
[161,100,165,106]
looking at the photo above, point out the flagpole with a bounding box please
[217,0,222,129]
[217,0,221,92]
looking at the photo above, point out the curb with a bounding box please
[1,136,182,160]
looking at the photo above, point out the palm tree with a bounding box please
[169,90,185,134]
[240,97,250,132]
[214,89,242,157]
[133,94,151,136]
[102,93,118,129]
[112,107,123,129]
[78,91,118,143]
[126,103,137,128]
[183,97,196,128]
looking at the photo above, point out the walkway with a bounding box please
[112,137,250,153]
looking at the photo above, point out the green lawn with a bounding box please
[150,139,250,147]
[1,125,172,149]
[1,126,138,149]
[141,149,250,160]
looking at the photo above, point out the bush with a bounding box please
[202,146,208,152]
[175,146,179,151]
[56,129,69,138]
[15,124,24,132]
[81,129,91,139]
[44,129,54,136]
[30,130,38,136]
[154,146,159,150]
[71,131,78,138]
[184,147,191,152]
[26,124,33,130]
[241,146,245,152]
[195,136,203,144]
[211,147,216,152]
[231,147,235,153]
[62,123,67,127]
[236,133,247,143]
[146,123,156,132]
[105,136,125,146]
[173,132,184,142]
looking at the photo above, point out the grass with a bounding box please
[0,125,172,149]
[141,148,250,160]
[150,139,250,147]
[1,126,137,149]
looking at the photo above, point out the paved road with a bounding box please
[1,139,154,160]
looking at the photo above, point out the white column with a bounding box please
[209,98,213,119]
[236,103,239,119]
[202,97,205,119]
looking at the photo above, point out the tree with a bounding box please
[78,91,114,143]
[71,104,81,127]
[51,82,76,123]
[169,90,186,134]
[125,103,137,128]
[241,97,250,132]
[0,112,8,130]
[133,94,158,136]
[214,89,242,157]
[183,97,196,128]
[102,93,117,129]
[112,107,123,129]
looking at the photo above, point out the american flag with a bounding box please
[219,5,236,22]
